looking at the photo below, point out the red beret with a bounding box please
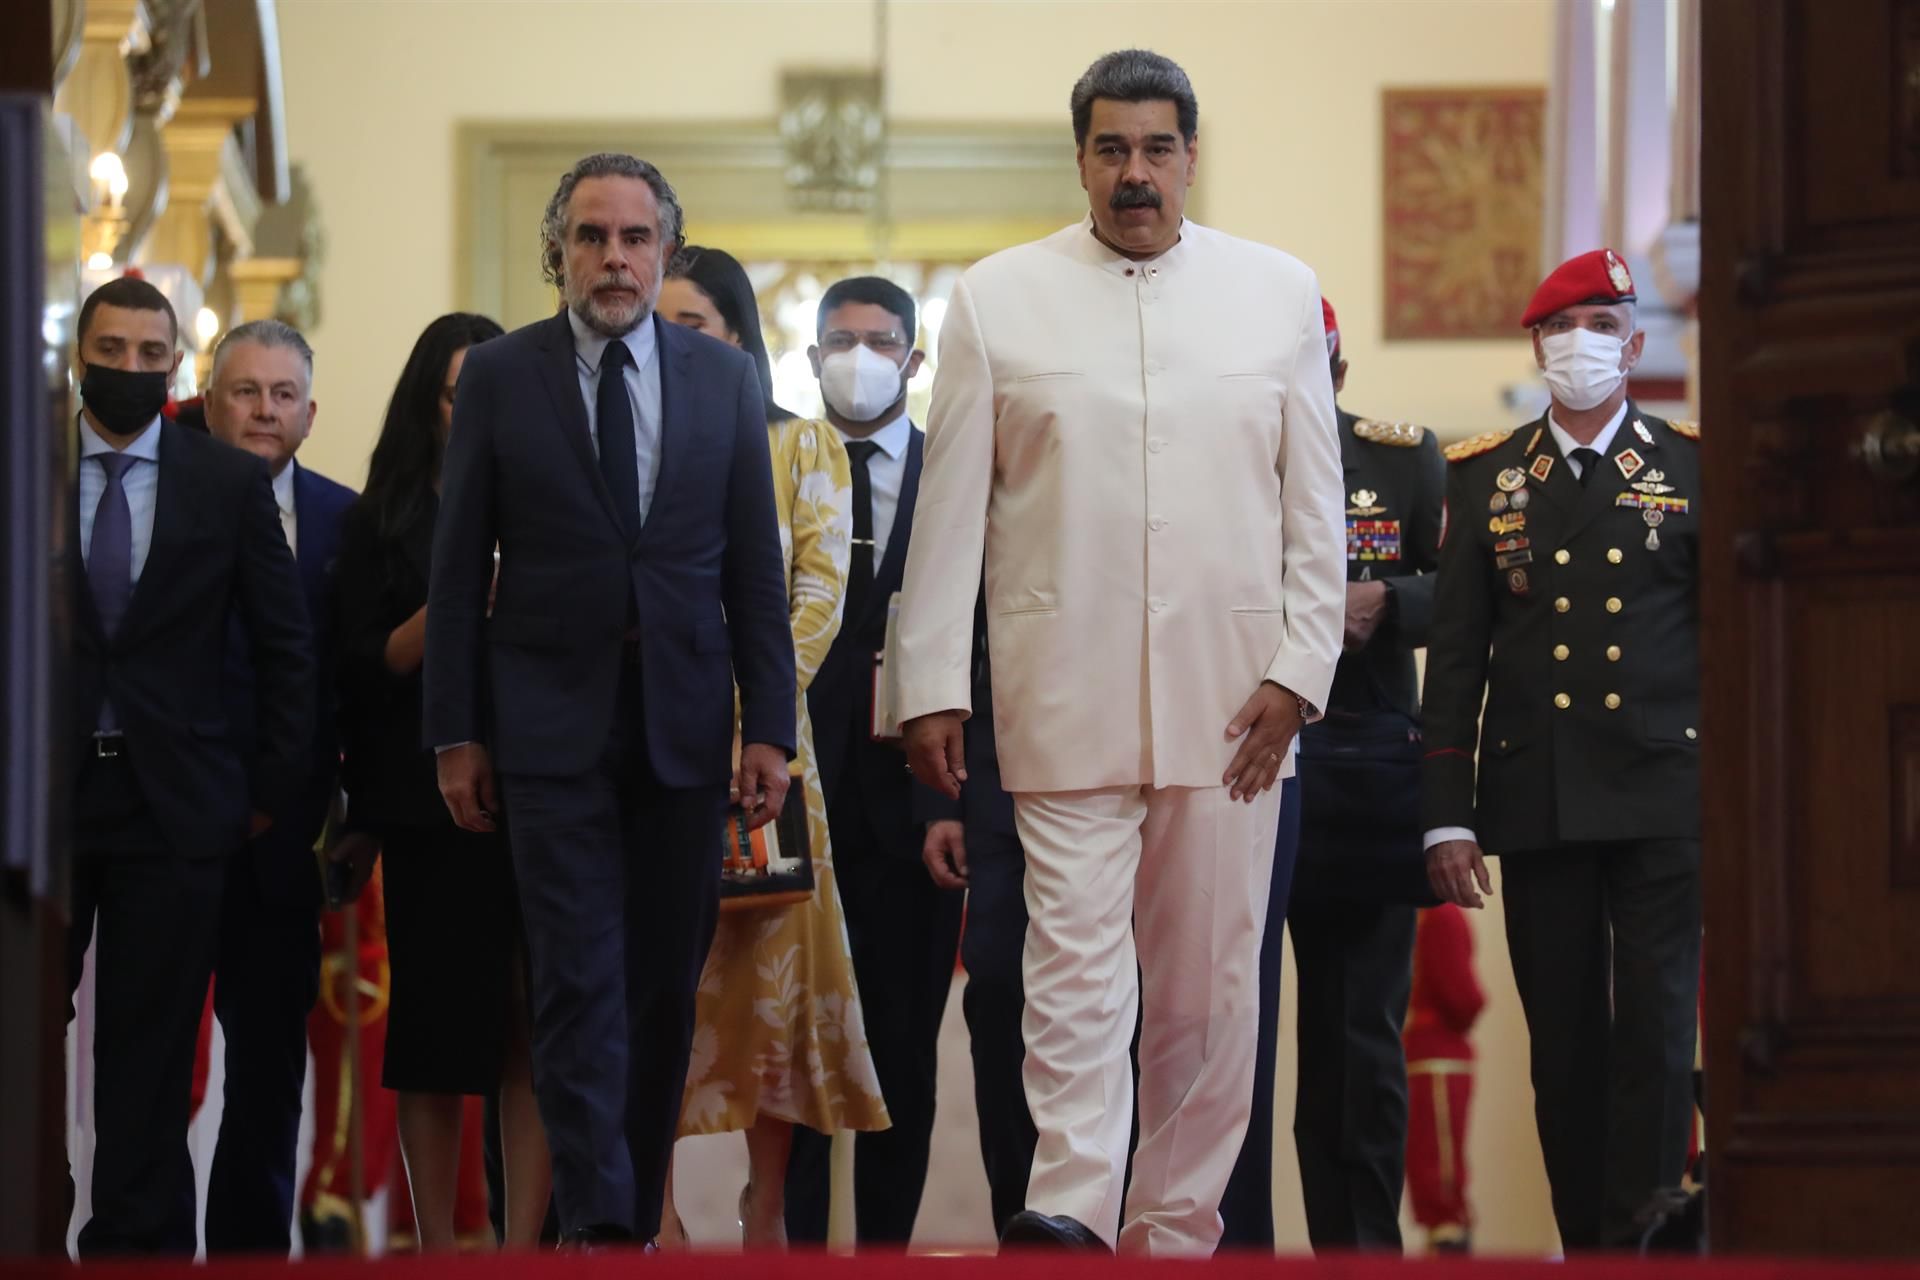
[1520,248,1636,329]
[1321,296,1340,356]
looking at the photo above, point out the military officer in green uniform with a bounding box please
[1280,296,1445,1251]
[1420,249,1702,1251]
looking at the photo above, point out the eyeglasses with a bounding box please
[819,329,909,357]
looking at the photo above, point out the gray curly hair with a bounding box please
[539,153,686,289]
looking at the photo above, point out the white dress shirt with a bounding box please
[569,308,664,526]
[78,414,162,580]
[1547,400,1629,481]
[272,460,298,558]
[1421,400,1633,853]
[835,409,911,564]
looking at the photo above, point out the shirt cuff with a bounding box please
[1423,826,1478,852]
[434,741,475,754]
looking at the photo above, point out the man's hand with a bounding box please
[1344,579,1391,651]
[1426,839,1493,909]
[325,830,382,906]
[437,743,498,833]
[904,711,967,800]
[734,743,792,833]
[923,820,969,890]
[1223,681,1305,802]
[248,810,274,838]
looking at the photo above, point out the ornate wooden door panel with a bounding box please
[1701,0,1920,1251]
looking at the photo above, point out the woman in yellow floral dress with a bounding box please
[656,248,888,1248]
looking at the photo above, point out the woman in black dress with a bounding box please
[332,312,550,1249]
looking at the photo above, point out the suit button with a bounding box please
[1607,645,1622,662]
[1553,644,1570,661]
[1608,548,1624,564]
[1686,727,1698,740]
[1498,739,1509,750]
[1554,597,1571,613]
[1605,693,1622,710]
[1606,596,1623,613]
[1554,693,1571,709]
[1555,549,1571,565]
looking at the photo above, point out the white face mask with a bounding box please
[819,344,906,423]
[1539,328,1629,411]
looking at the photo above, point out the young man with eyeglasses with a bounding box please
[781,276,961,1246]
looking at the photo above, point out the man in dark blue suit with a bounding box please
[784,277,964,1245]
[198,320,357,1255]
[65,279,314,1257]
[424,153,795,1249]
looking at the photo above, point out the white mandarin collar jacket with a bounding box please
[896,218,1347,792]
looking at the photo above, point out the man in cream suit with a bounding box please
[896,49,1346,1256]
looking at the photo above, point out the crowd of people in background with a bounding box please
[60,47,1700,1262]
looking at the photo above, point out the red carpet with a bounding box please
[7,1254,1920,1277]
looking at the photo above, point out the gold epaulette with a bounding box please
[1443,429,1514,463]
[1669,419,1700,440]
[1353,419,1427,447]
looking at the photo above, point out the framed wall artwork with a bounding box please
[1382,86,1546,340]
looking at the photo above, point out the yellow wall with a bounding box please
[279,0,1558,1254]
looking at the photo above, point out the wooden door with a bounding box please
[1699,0,1920,1252]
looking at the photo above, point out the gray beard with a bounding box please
[570,292,652,339]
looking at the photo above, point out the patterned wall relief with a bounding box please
[1383,87,1546,340]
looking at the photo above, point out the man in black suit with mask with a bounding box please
[784,277,964,1245]
[65,277,314,1256]
[426,153,795,1248]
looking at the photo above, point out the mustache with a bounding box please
[589,272,638,294]
[1110,185,1162,211]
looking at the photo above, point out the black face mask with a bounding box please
[81,363,170,435]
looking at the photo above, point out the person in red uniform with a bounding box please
[1403,902,1485,1253]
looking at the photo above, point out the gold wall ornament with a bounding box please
[779,71,884,213]
[1382,86,1546,340]
[52,0,148,162]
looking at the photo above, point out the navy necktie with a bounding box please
[90,452,136,635]
[1571,446,1601,488]
[596,338,639,537]
[90,451,136,733]
[845,440,880,627]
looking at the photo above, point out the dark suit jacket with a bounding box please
[809,427,931,855]
[224,461,356,904]
[1323,409,1446,718]
[1421,405,1701,853]
[424,311,795,782]
[914,596,1019,840]
[70,421,315,858]
[334,495,458,832]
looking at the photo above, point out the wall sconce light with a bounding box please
[83,150,132,267]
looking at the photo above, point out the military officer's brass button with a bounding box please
[1606,596,1623,613]
[1686,728,1698,740]
[1555,597,1571,613]
[1498,739,1509,750]
[1554,644,1570,661]
[1555,549,1571,565]
[1607,645,1622,662]
[1605,693,1622,710]
[1554,693,1572,710]
[1608,548,1624,564]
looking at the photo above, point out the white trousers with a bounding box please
[1013,782,1283,1256]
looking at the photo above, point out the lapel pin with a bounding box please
[1615,448,1645,481]
[1633,418,1655,446]
[1497,467,1527,493]
[1529,454,1555,484]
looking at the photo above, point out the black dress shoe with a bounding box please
[999,1210,1109,1251]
